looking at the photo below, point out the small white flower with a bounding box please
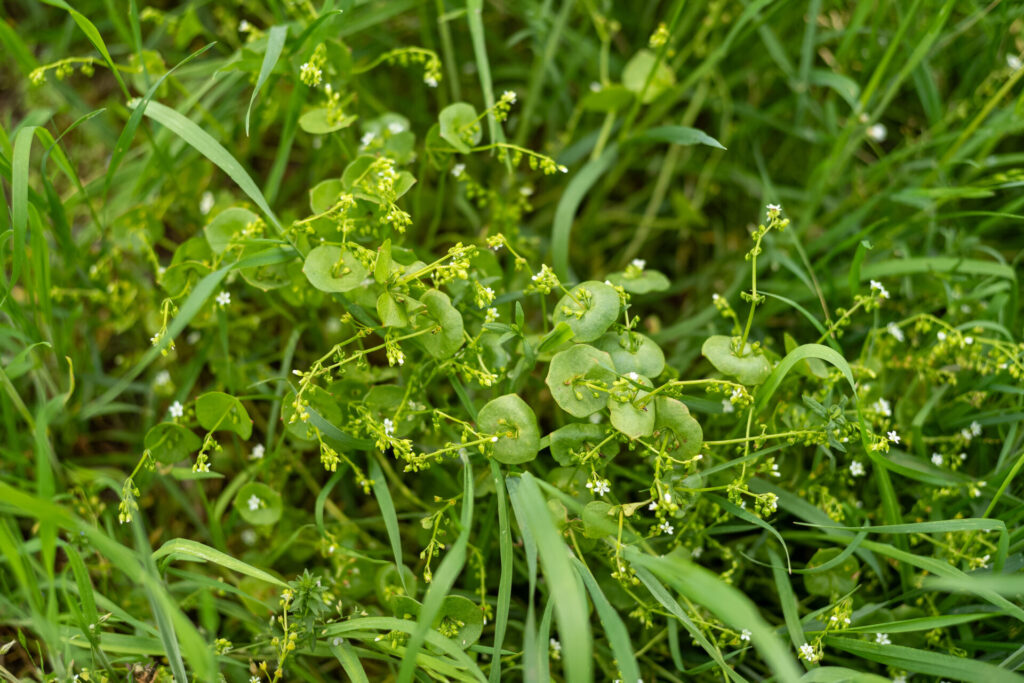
[251,443,265,460]
[383,418,395,436]
[740,628,751,642]
[961,428,973,441]
[628,371,639,381]
[169,400,184,418]
[771,463,781,477]
[216,290,231,307]
[241,529,257,545]
[250,676,260,683]
[360,131,375,146]
[485,307,499,323]
[887,430,900,444]
[691,546,703,559]
[154,370,171,386]
[424,75,438,87]
[248,495,262,511]
[870,280,890,299]
[586,477,611,496]
[659,520,674,535]
[1009,54,1023,71]
[630,258,646,270]
[887,322,904,342]
[199,191,215,215]
[873,397,892,417]
[799,642,817,662]
[712,293,720,301]
[893,675,907,683]
[239,19,252,32]
[970,420,982,436]
[937,331,947,341]
[766,203,782,214]
[867,123,887,142]
[850,461,865,477]
[931,453,943,466]
[451,163,465,178]
[549,637,561,651]
[387,122,405,134]
[491,436,498,443]
[196,460,210,473]
[501,90,517,103]
[964,336,974,345]
[875,632,891,645]
[722,399,735,413]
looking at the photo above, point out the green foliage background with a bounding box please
[2,1,1024,682]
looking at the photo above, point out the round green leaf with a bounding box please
[594,330,665,378]
[438,102,481,153]
[195,392,252,439]
[299,107,357,134]
[579,84,635,112]
[204,207,259,254]
[375,563,418,609]
[582,500,620,539]
[377,291,409,328]
[653,397,703,459]
[552,281,620,343]
[477,394,540,464]
[282,386,346,442]
[144,422,202,464]
[545,344,616,417]
[309,178,343,214]
[549,423,617,466]
[437,595,484,649]
[303,245,369,293]
[622,49,676,103]
[803,548,860,597]
[609,375,656,439]
[234,482,282,526]
[417,289,464,359]
[606,268,670,294]
[701,335,772,386]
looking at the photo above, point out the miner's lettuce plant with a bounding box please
[3,2,1024,683]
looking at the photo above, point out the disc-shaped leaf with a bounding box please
[803,548,860,597]
[653,397,703,459]
[549,423,617,466]
[553,281,620,342]
[417,289,465,359]
[594,330,665,378]
[701,335,772,386]
[145,423,202,464]
[234,482,282,526]
[309,178,343,214]
[298,107,357,134]
[204,207,259,254]
[582,500,619,539]
[545,345,616,417]
[377,291,409,328]
[477,394,540,464]
[438,102,481,153]
[303,245,368,293]
[609,375,656,439]
[437,595,484,649]
[282,386,346,442]
[622,49,676,103]
[375,564,418,609]
[195,392,252,439]
[605,268,670,294]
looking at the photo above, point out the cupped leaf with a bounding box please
[582,500,619,539]
[234,482,282,526]
[204,207,259,254]
[804,548,860,597]
[417,290,465,359]
[144,423,202,464]
[478,394,540,465]
[549,423,616,467]
[605,268,671,294]
[653,397,703,459]
[303,245,368,293]
[545,344,616,417]
[438,102,481,153]
[594,330,665,378]
[609,375,656,439]
[377,291,409,328]
[552,281,620,343]
[622,49,675,103]
[309,178,343,214]
[195,392,252,439]
[375,563,419,610]
[701,335,772,386]
[437,595,484,649]
[299,107,357,134]
[283,386,346,442]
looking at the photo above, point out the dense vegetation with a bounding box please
[2,1,1024,681]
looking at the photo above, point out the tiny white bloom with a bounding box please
[771,463,781,477]
[630,258,646,270]
[1009,54,1023,71]
[722,399,735,413]
[887,322,905,342]
[964,336,974,345]
[931,452,943,466]
[937,331,947,341]
[961,428,973,441]
[239,19,252,32]
[691,546,703,558]
[870,280,890,299]
[250,676,260,683]
[875,632,891,645]
[893,675,907,683]
[199,191,215,215]
[155,370,171,386]
[589,412,602,424]
[766,203,782,214]
[740,628,751,642]
[360,131,376,146]
[251,443,266,460]
[451,163,465,178]
[799,642,817,662]
[867,123,887,142]
[873,397,892,417]
[169,400,184,418]
[196,460,210,473]
[387,122,405,134]
[659,520,674,535]
[549,637,561,651]
[215,290,231,307]
[887,430,900,444]
[241,529,257,545]
[424,75,438,87]
[628,371,639,381]
[970,420,982,436]
[502,90,517,103]
[383,418,395,436]
[248,494,262,511]
[850,461,865,477]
